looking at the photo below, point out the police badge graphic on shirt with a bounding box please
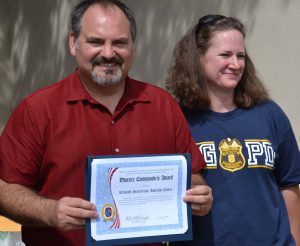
[219,138,245,172]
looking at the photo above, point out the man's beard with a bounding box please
[91,55,124,87]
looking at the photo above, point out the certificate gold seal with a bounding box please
[101,204,116,221]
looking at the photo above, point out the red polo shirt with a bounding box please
[0,71,205,246]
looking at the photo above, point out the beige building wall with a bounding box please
[0,0,299,141]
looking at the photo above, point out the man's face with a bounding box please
[70,4,135,87]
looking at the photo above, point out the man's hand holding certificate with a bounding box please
[85,154,192,245]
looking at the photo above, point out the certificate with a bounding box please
[85,154,192,246]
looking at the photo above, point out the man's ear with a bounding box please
[69,31,77,56]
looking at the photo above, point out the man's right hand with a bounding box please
[51,197,99,230]
[0,179,98,230]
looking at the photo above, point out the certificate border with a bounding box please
[85,154,192,246]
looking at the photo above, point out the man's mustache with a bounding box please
[92,56,123,67]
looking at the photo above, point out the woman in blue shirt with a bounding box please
[166,15,300,246]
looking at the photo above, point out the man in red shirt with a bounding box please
[0,0,212,245]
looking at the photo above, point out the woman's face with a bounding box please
[201,29,245,95]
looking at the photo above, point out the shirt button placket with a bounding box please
[111,120,119,153]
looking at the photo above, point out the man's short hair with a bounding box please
[71,0,137,42]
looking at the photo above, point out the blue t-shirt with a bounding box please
[182,100,300,246]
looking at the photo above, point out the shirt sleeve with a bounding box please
[267,101,300,186]
[275,127,300,186]
[0,99,45,188]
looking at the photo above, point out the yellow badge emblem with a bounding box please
[219,138,245,172]
[101,204,116,221]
